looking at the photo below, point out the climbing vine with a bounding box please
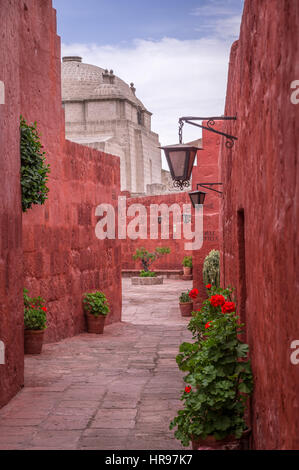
[20,116,50,212]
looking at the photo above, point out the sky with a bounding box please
[53,0,244,166]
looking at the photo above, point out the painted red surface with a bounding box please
[191,127,221,308]
[220,0,299,449]
[0,0,24,408]
[122,192,192,272]
[0,0,122,406]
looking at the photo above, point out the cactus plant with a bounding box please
[203,249,220,287]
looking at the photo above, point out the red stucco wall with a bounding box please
[220,0,299,449]
[0,0,122,406]
[122,192,192,272]
[0,0,24,408]
[19,0,122,342]
[192,127,221,308]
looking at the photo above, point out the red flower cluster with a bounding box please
[42,307,47,312]
[185,386,192,393]
[205,321,212,329]
[221,301,236,314]
[209,295,225,307]
[188,288,199,300]
[206,284,212,289]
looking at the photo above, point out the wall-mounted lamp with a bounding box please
[189,183,223,208]
[160,115,237,190]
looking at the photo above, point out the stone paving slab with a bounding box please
[0,279,192,450]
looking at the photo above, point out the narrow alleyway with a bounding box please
[0,279,192,450]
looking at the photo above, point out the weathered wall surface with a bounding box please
[122,192,192,272]
[0,0,122,409]
[220,0,299,449]
[192,127,221,308]
[0,0,24,408]
[19,0,122,342]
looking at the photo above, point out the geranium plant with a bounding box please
[83,291,110,317]
[179,291,192,303]
[24,288,47,331]
[170,286,253,447]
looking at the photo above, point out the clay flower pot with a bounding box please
[86,313,106,334]
[183,266,192,276]
[179,302,193,317]
[24,330,45,355]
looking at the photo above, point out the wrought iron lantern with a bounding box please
[159,144,201,190]
[188,190,207,208]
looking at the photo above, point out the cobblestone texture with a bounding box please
[0,279,192,450]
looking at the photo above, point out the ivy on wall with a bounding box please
[20,116,50,212]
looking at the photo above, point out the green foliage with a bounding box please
[179,291,192,303]
[182,256,192,268]
[20,116,50,212]
[83,291,110,317]
[170,286,253,447]
[203,249,220,287]
[133,246,170,272]
[24,288,47,331]
[140,270,156,277]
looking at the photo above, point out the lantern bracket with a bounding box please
[197,183,223,195]
[179,116,237,148]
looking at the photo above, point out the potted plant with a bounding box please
[83,291,110,334]
[133,246,170,275]
[139,270,157,277]
[182,256,192,276]
[179,291,193,317]
[23,288,47,354]
[203,249,220,288]
[170,286,253,450]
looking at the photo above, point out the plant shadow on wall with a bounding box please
[170,286,253,450]
[20,116,50,212]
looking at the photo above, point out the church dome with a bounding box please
[61,56,146,110]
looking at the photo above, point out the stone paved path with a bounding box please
[0,279,192,450]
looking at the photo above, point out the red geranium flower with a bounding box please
[209,295,225,307]
[205,321,212,329]
[42,307,47,312]
[185,386,192,393]
[221,301,236,314]
[206,284,212,289]
[31,304,35,308]
[188,288,199,300]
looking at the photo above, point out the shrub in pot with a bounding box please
[139,270,156,277]
[179,291,193,317]
[83,291,110,334]
[24,288,47,354]
[170,286,253,450]
[133,246,170,275]
[182,256,192,276]
[203,249,220,288]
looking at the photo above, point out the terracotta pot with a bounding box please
[86,313,106,334]
[192,429,251,450]
[183,266,192,276]
[179,302,193,317]
[24,329,44,355]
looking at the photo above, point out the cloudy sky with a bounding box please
[53,0,244,165]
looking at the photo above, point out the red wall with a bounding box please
[192,127,221,307]
[0,0,24,408]
[0,0,122,407]
[122,192,192,271]
[220,0,299,449]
